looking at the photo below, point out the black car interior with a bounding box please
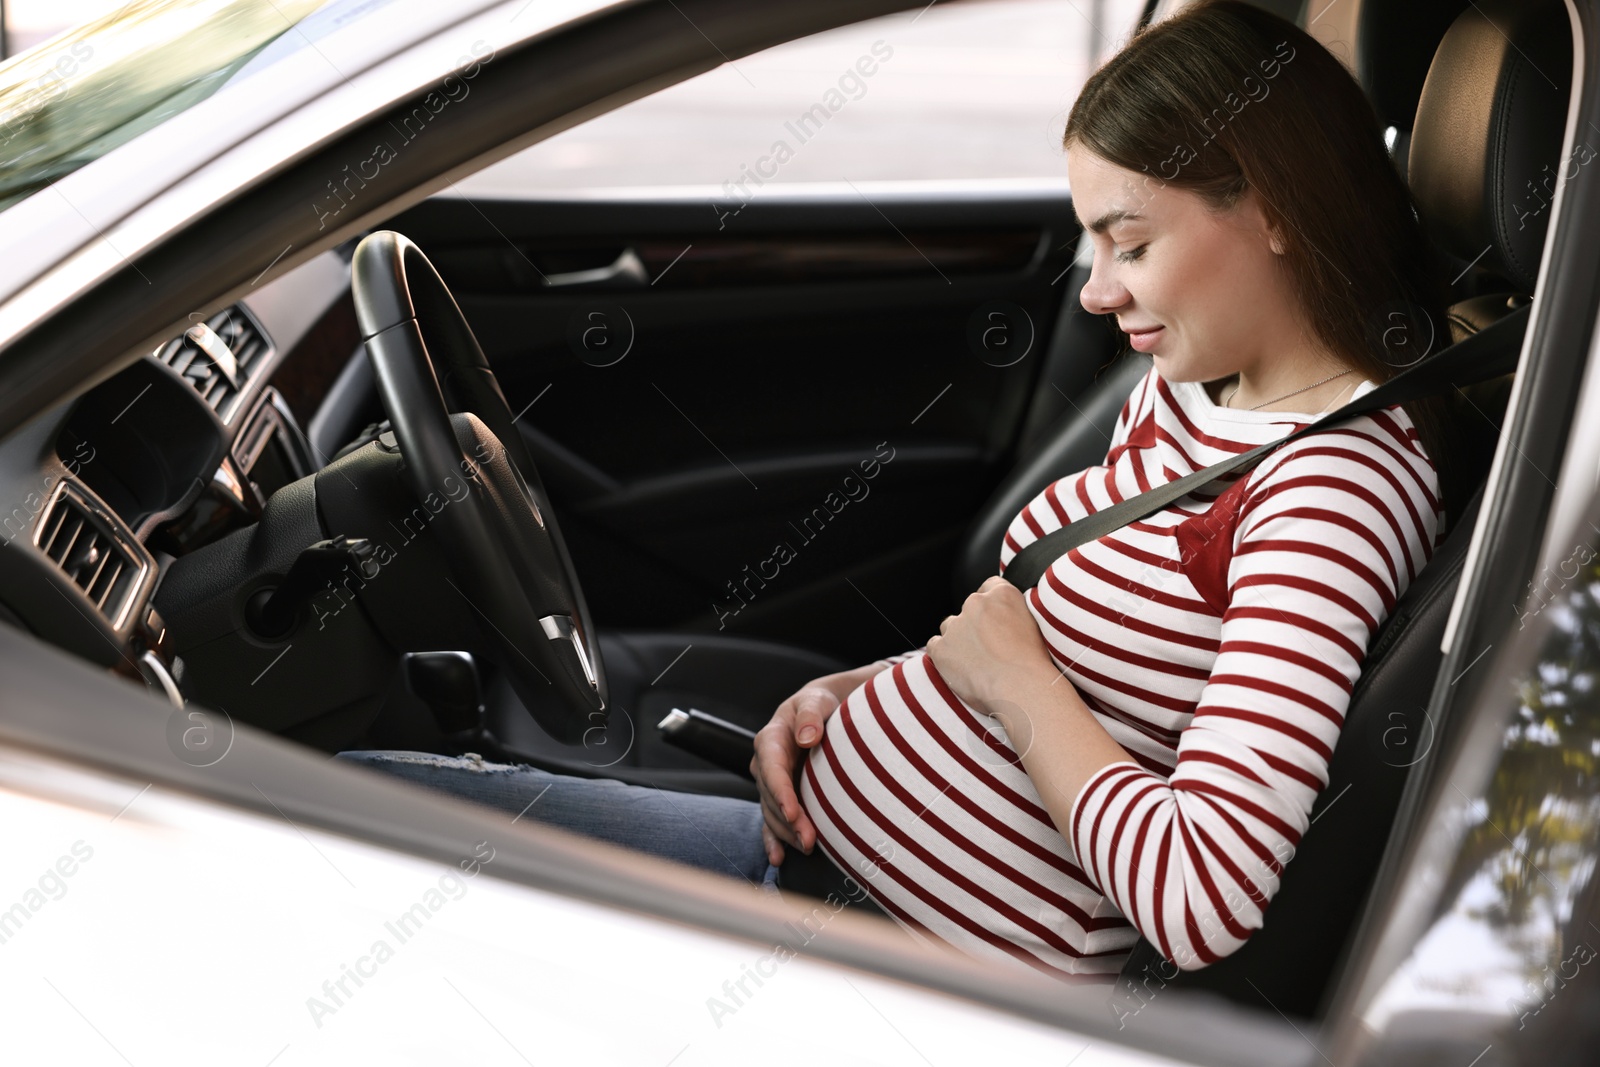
[0,0,1575,1024]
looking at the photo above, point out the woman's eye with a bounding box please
[1115,244,1146,263]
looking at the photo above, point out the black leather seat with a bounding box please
[1110,0,1571,1019]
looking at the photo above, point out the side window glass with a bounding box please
[454,0,1148,196]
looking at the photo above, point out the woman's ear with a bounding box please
[1253,197,1288,255]
[1236,186,1287,255]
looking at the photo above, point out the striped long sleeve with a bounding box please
[1065,426,1438,968]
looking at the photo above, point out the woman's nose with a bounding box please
[1079,255,1129,315]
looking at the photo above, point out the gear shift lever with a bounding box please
[402,651,484,735]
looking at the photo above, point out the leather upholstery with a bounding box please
[953,353,1151,602]
[1357,0,1469,132]
[1448,291,1529,339]
[1407,0,1573,292]
[1451,292,1528,432]
[1013,256,1128,454]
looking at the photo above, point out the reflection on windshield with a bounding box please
[1363,528,1600,1054]
[0,0,327,214]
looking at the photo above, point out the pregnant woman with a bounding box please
[339,0,1451,983]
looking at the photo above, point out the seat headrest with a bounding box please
[1408,0,1573,293]
[1356,0,1468,133]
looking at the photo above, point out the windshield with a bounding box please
[0,0,362,214]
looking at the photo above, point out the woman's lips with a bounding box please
[1125,326,1164,352]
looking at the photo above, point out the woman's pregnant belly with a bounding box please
[798,652,1140,981]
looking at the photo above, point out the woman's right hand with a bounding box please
[751,664,880,866]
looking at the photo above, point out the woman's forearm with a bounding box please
[991,665,1140,829]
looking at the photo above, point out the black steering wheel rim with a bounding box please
[351,230,608,744]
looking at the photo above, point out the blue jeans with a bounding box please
[335,750,780,891]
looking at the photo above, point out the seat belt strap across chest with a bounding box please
[1001,303,1530,591]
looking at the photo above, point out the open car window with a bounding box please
[452,0,1147,196]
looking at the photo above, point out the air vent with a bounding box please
[34,483,147,629]
[151,305,273,422]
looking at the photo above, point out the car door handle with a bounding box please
[540,247,649,289]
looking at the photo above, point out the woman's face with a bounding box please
[1067,146,1307,385]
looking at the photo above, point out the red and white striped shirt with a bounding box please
[799,365,1443,982]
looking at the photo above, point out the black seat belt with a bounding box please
[1001,303,1531,591]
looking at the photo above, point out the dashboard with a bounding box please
[0,248,370,707]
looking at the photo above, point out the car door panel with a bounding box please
[387,188,1079,662]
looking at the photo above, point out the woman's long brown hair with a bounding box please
[1064,0,1465,524]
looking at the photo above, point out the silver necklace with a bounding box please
[1223,368,1354,411]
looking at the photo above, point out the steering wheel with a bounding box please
[351,230,608,745]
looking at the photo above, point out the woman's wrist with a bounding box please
[987,662,1072,730]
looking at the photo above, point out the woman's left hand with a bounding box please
[925,575,1058,714]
